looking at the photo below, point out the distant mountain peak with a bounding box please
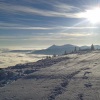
[32,44,100,55]
[51,44,56,47]
[62,44,77,47]
[47,44,57,49]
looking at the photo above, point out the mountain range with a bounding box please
[32,44,100,55]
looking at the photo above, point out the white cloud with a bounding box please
[0,31,98,43]
[0,22,52,30]
[0,22,98,30]
[53,2,80,12]
[60,33,92,37]
[55,26,97,30]
[0,2,83,18]
[0,26,51,30]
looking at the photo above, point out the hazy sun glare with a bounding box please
[80,7,100,24]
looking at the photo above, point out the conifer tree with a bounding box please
[91,44,95,51]
[74,47,77,52]
[64,51,67,55]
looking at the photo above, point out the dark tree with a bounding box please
[74,47,77,52]
[91,44,95,51]
[64,51,67,55]
[53,54,56,57]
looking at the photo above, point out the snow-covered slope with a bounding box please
[0,51,100,100]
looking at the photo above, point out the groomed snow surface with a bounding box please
[0,51,100,100]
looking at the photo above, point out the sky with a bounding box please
[0,0,100,49]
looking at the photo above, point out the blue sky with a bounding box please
[0,0,100,48]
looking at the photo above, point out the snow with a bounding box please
[0,51,100,100]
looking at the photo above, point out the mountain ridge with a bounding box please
[32,44,100,55]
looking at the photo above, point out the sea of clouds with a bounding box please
[0,49,47,68]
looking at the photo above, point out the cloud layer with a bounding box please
[0,0,100,47]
